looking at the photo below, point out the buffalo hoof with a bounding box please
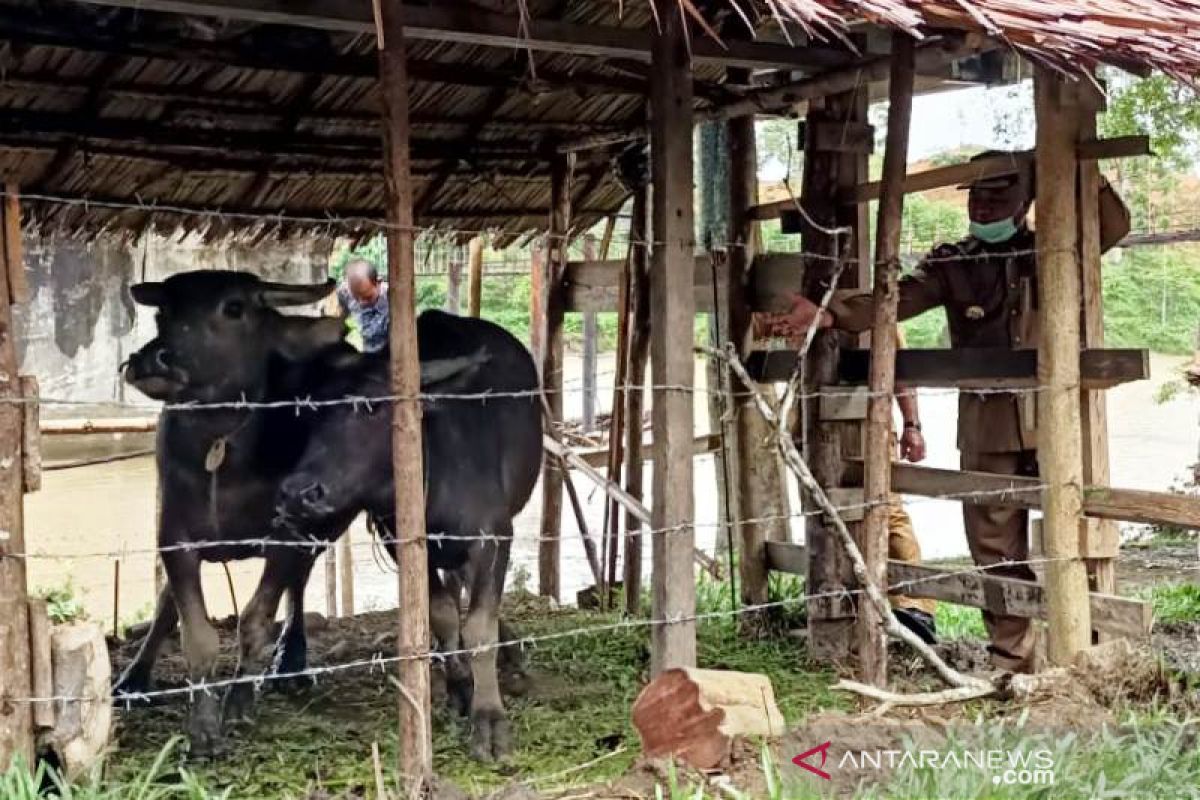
[445,659,473,717]
[187,694,225,759]
[223,683,257,725]
[470,708,512,762]
[113,663,154,699]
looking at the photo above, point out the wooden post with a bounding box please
[624,187,651,616]
[325,547,338,616]
[802,87,871,663]
[699,120,738,562]
[726,88,790,612]
[1034,66,1092,665]
[466,236,484,318]
[581,234,598,432]
[0,186,31,770]
[530,243,545,360]
[538,154,574,601]
[377,1,432,785]
[860,33,915,687]
[445,250,462,314]
[1077,85,1118,606]
[339,530,354,617]
[649,11,696,674]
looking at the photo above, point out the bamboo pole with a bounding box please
[624,188,650,616]
[324,548,338,617]
[1034,66,1092,665]
[581,233,599,433]
[466,236,484,318]
[377,0,432,785]
[649,10,696,674]
[599,221,626,605]
[860,33,915,687]
[538,154,574,601]
[0,185,30,770]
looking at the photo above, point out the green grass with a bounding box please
[1141,582,1200,624]
[36,580,87,624]
[103,596,842,798]
[936,603,988,640]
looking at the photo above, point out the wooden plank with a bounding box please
[574,433,721,469]
[72,0,852,71]
[0,172,30,771]
[27,598,53,731]
[324,548,338,617]
[765,541,808,576]
[649,13,696,675]
[812,119,875,154]
[879,462,1200,531]
[819,386,869,421]
[826,488,865,522]
[2,186,27,305]
[538,154,573,602]
[748,135,1150,220]
[40,416,157,435]
[19,377,39,494]
[1036,67,1091,665]
[563,255,721,313]
[378,0,432,783]
[888,561,1149,639]
[746,347,1148,388]
[859,33,915,688]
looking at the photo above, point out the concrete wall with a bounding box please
[14,234,332,408]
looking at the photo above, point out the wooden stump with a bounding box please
[632,668,784,769]
[41,623,111,776]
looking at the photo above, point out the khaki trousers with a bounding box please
[961,449,1040,672]
[887,497,936,616]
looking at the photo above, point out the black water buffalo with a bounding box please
[274,308,543,761]
[118,271,496,756]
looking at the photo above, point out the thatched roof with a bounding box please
[0,0,1194,242]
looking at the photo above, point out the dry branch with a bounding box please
[709,344,994,697]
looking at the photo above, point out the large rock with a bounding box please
[632,668,785,770]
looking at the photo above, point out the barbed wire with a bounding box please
[5,381,1054,415]
[3,483,1049,563]
[7,554,1076,707]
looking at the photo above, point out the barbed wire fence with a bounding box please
[1,189,1174,790]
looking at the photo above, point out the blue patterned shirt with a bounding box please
[337,282,389,353]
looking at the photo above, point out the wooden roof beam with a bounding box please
[71,0,854,71]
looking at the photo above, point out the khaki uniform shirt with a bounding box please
[829,183,1129,455]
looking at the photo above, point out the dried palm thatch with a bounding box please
[730,0,1200,83]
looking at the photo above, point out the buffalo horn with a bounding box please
[129,282,166,306]
[258,279,336,307]
[419,349,490,387]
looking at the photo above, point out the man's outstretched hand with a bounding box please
[751,293,831,344]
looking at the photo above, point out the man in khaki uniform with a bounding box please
[762,152,1130,671]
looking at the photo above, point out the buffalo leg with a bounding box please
[225,551,302,723]
[273,553,318,683]
[430,567,471,715]
[114,581,178,696]
[163,549,223,757]
[463,529,512,761]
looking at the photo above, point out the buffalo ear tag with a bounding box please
[205,437,227,472]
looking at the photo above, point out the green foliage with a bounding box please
[1141,582,1200,624]
[935,603,987,640]
[1103,246,1200,354]
[0,740,228,799]
[37,581,86,624]
[1101,73,1200,170]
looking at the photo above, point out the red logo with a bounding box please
[793,741,833,780]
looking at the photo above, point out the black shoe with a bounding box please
[893,607,938,645]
